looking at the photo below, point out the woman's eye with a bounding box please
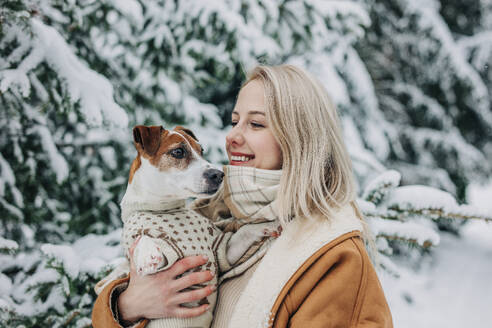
[170,147,186,159]
[251,122,264,128]
[231,121,238,127]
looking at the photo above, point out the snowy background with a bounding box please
[1,0,491,327]
[381,181,492,328]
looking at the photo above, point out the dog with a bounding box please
[119,125,228,328]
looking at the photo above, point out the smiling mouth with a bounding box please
[230,155,255,163]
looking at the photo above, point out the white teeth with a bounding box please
[231,155,252,162]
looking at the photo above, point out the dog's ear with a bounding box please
[133,125,165,155]
[175,126,198,142]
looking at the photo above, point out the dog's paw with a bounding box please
[263,224,283,238]
[226,221,280,265]
[133,235,168,275]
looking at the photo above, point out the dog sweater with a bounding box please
[121,199,228,328]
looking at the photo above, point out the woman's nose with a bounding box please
[226,125,244,146]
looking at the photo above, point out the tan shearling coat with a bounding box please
[92,206,393,328]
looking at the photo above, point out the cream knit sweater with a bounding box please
[212,260,261,327]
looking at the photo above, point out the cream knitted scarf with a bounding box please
[194,165,283,281]
[223,165,281,222]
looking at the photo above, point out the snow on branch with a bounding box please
[0,18,128,127]
[399,126,488,180]
[457,30,492,70]
[363,170,401,205]
[369,216,440,249]
[41,244,80,280]
[406,0,492,127]
[29,125,69,184]
[0,153,24,208]
[361,170,491,261]
[41,229,124,279]
[0,237,19,253]
[307,0,370,39]
[385,185,492,222]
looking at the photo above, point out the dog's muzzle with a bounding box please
[203,168,224,194]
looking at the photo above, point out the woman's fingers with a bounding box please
[172,271,214,292]
[168,255,209,277]
[119,252,214,320]
[173,284,216,305]
[172,304,210,318]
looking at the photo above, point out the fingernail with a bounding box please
[202,255,208,261]
[210,284,217,291]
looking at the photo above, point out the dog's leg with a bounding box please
[133,235,179,275]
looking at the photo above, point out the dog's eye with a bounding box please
[170,147,186,159]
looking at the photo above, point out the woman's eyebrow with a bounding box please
[231,110,265,116]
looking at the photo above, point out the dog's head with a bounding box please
[129,125,223,198]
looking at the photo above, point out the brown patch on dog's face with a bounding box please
[174,126,203,156]
[175,126,198,142]
[145,132,198,171]
[130,125,165,183]
[133,125,165,156]
[130,125,203,178]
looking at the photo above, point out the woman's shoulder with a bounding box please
[276,230,367,295]
[272,233,393,327]
[280,204,364,248]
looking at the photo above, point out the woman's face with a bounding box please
[225,80,283,170]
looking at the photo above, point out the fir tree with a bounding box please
[1,1,491,326]
[355,0,492,202]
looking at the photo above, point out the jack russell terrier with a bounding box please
[111,125,272,328]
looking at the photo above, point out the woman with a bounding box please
[92,65,393,327]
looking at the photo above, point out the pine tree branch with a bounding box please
[389,206,492,222]
[64,311,80,326]
[377,234,434,249]
[364,211,401,221]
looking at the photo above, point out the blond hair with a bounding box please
[244,65,356,221]
[246,65,375,254]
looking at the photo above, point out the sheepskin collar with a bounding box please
[228,204,363,328]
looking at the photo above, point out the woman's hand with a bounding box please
[117,238,216,323]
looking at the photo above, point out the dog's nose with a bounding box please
[204,169,224,185]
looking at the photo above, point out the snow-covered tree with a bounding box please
[452,0,492,151]
[1,0,491,326]
[360,169,491,275]
[1,2,132,325]
[354,0,492,202]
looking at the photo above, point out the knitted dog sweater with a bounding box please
[121,199,227,328]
